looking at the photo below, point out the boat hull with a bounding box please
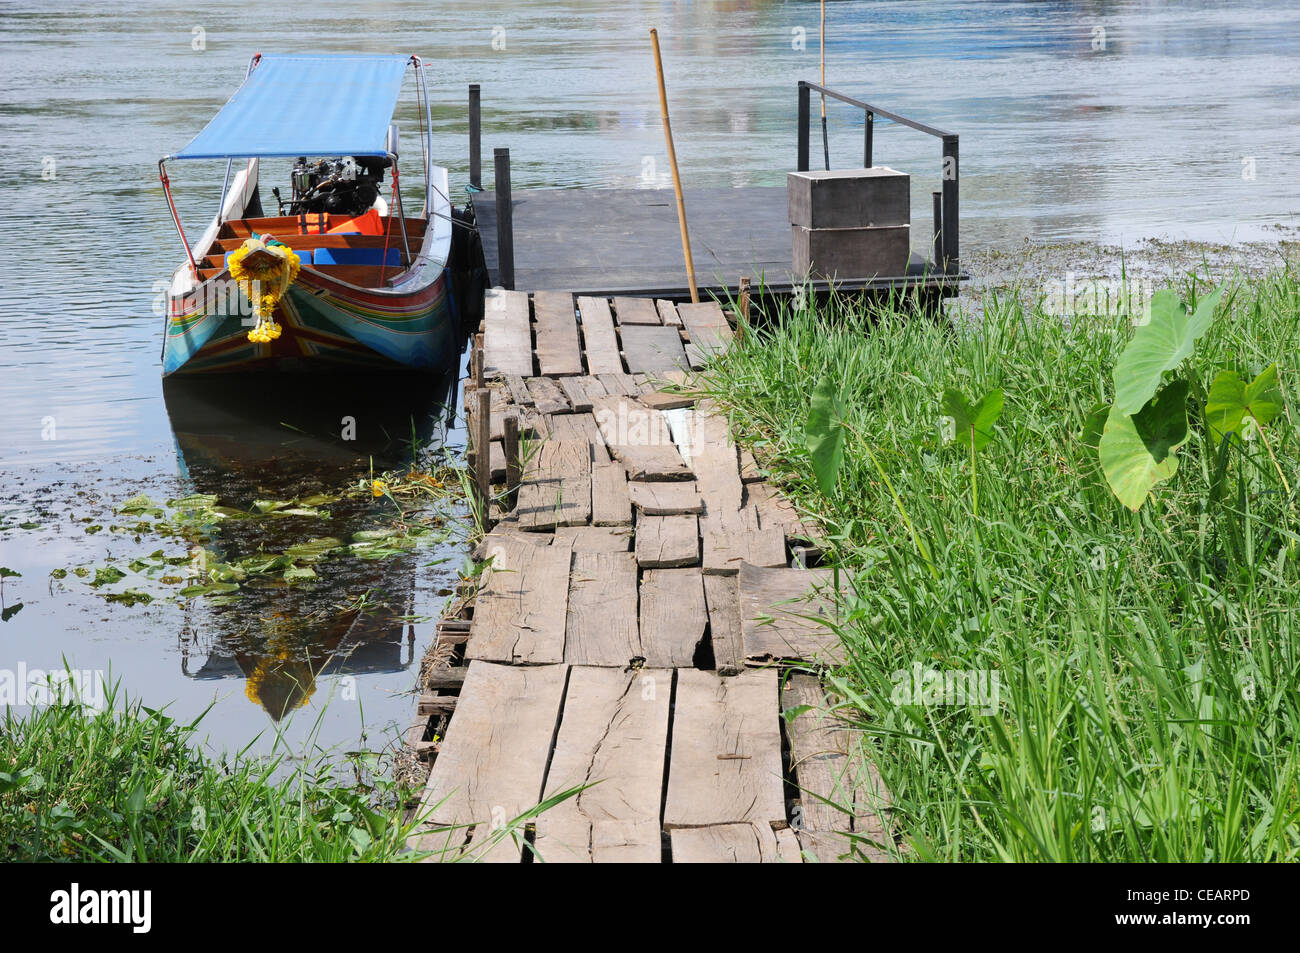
[162,264,457,376]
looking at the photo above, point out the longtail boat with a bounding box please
[158,53,462,375]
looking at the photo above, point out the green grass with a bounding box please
[0,680,571,862]
[704,268,1300,861]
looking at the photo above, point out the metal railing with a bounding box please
[797,81,959,274]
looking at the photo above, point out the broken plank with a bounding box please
[415,662,568,861]
[482,289,534,377]
[596,372,639,396]
[532,290,583,377]
[467,537,574,664]
[591,462,633,527]
[546,411,610,462]
[628,480,703,516]
[558,376,597,413]
[638,568,707,667]
[612,296,661,325]
[620,324,691,375]
[676,300,734,359]
[671,823,802,863]
[656,298,682,327]
[703,574,744,676]
[535,666,671,863]
[524,376,569,415]
[575,296,624,375]
[738,563,845,665]
[516,438,592,531]
[592,394,692,481]
[566,551,640,665]
[634,514,699,568]
[663,668,786,829]
[783,673,894,863]
[703,516,787,575]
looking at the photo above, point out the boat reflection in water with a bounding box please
[162,369,459,721]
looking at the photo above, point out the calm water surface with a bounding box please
[1,0,1297,756]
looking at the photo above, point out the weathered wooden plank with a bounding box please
[784,673,893,863]
[504,374,533,408]
[416,661,568,862]
[546,411,610,462]
[703,512,787,575]
[516,438,592,531]
[681,410,745,519]
[566,551,640,666]
[676,300,734,360]
[671,823,802,863]
[557,376,597,413]
[488,440,506,483]
[553,524,633,552]
[620,324,690,375]
[739,448,762,482]
[591,462,633,527]
[576,296,624,375]
[640,389,696,411]
[535,666,671,863]
[663,668,786,829]
[592,395,692,481]
[524,376,569,415]
[638,568,707,667]
[612,296,661,325]
[656,298,683,327]
[467,538,574,664]
[486,387,511,441]
[482,288,534,377]
[745,481,819,540]
[532,290,583,377]
[628,480,703,516]
[703,573,744,676]
[738,563,845,665]
[596,372,640,396]
[634,514,700,568]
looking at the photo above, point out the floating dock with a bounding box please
[404,289,893,863]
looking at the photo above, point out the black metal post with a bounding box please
[932,191,943,269]
[864,111,874,168]
[493,147,514,290]
[469,84,481,189]
[797,82,810,172]
[941,134,959,273]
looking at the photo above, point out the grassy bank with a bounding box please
[704,267,1300,861]
[0,683,428,861]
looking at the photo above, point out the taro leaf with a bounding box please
[1113,285,1224,415]
[104,589,152,606]
[942,387,1003,451]
[1,603,22,622]
[1099,381,1190,511]
[0,567,20,579]
[1080,402,1110,452]
[1205,363,1283,445]
[805,375,846,496]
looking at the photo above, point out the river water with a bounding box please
[1,0,1297,759]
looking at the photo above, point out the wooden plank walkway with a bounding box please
[407,290,893,863]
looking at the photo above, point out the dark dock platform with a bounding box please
[471,186,963,301]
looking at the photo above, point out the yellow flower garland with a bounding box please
[228,237,301,344]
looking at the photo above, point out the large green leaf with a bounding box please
[1204,363,1282,445]
[805,375,846,496]
[1099,381,1190,511]
[942,387,1003,451]
[1112,285,1224,415]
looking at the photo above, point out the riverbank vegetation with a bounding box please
[704,267,1300,861]
[0,681,569,862]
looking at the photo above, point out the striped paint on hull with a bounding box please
[163,266,456,376]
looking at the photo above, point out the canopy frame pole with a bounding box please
[158,158,198,280]
[412,56,433,218]
[216,53,263,223]
[390,155,412,267]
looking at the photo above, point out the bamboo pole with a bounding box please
[820,0,830,170]
[649,28,699,304]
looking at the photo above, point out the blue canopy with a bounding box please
[172,53,412,160]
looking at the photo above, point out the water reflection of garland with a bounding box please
[163,370,457,721]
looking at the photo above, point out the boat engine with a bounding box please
[276,155,388,217]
